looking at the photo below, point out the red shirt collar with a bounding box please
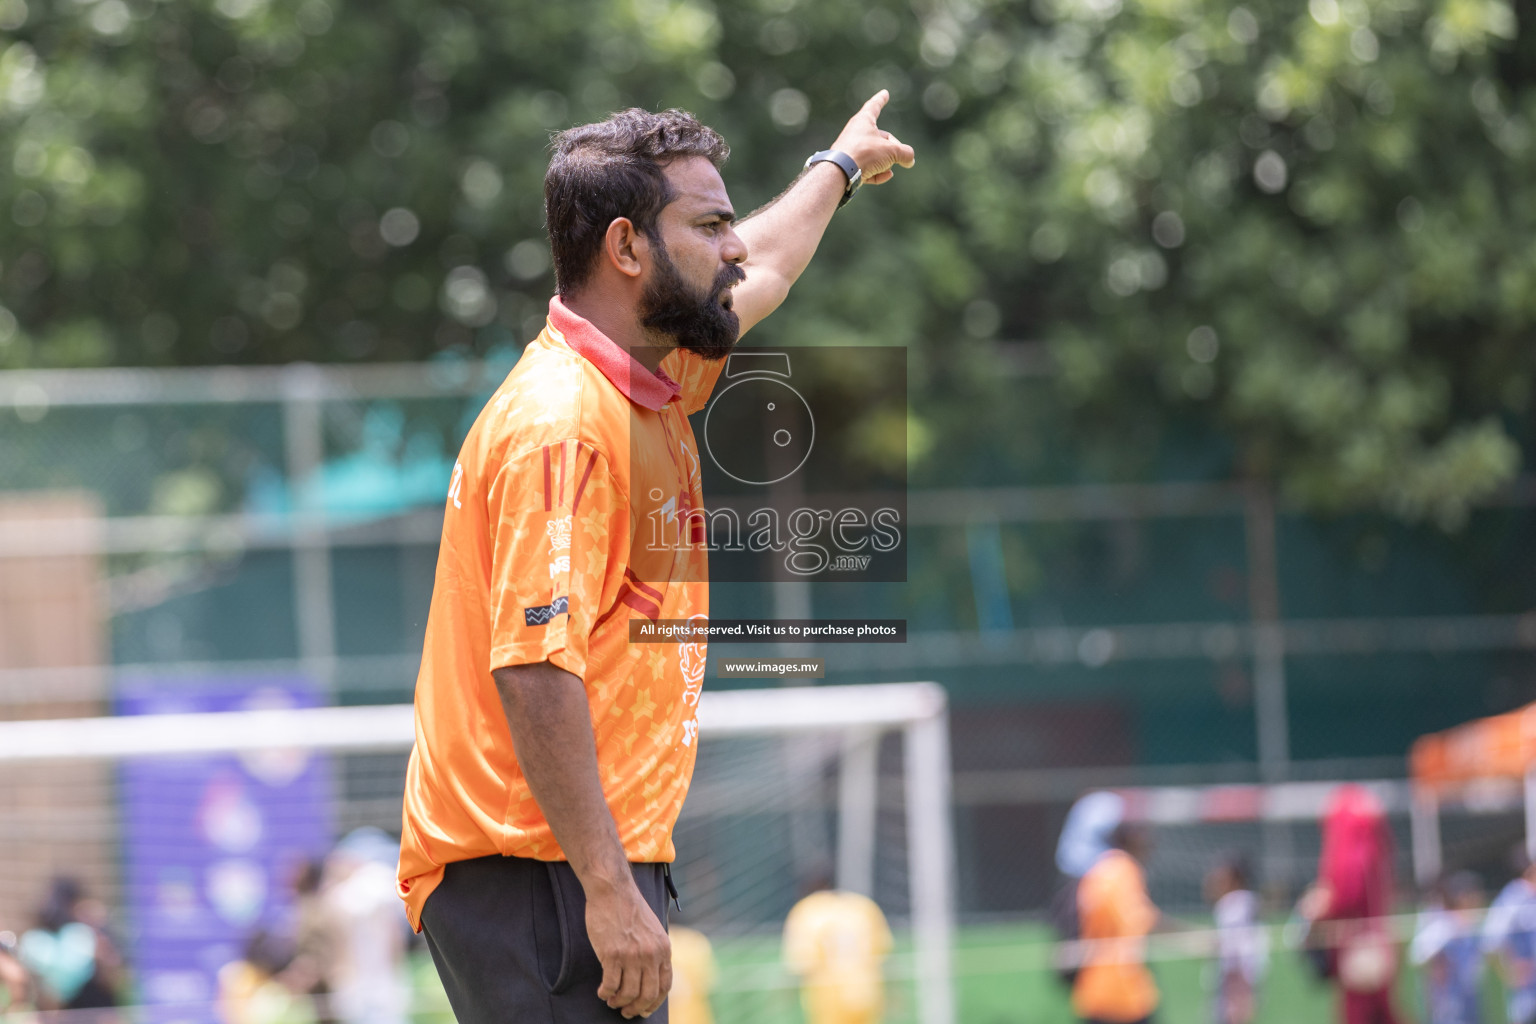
[547,296,682,412]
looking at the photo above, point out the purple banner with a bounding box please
[118,678,333,1024]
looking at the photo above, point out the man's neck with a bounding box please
[561,292,671,373]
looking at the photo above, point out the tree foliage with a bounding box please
[0,0,1530,521]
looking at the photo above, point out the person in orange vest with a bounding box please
[1072,820,1161,1024]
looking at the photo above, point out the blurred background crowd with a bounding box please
[0,827,412,1023]
[9,784,1536,1024]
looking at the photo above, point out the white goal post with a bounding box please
[0,681,956,1024]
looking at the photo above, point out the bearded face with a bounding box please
[637,236,745,361]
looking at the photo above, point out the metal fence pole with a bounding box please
[1245,483,1294,887]
[1411,788,1442,887]
[282,364,336,692]
[1525,769,1536,865]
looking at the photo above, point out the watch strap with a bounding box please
[805,149,863,207]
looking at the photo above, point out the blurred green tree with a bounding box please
[0,0,1529,522]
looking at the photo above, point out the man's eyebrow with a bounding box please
[696,208,736,223]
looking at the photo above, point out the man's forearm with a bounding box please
[493,662,633,895]
[728,90,914,335]
[731,162,846,334]
[495,661,671,1018]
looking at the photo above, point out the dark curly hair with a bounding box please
[545,108,730,297]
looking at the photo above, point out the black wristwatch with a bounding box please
[805,149,863,207]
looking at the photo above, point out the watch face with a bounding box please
[703,374,815,486]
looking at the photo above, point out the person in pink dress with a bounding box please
[1299,785,1403,1024]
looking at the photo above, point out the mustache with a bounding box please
[712,264,746,296]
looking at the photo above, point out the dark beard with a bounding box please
[638,238,745,361]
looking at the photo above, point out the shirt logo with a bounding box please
[524,596,569,626]
[546,515,572,551]
[679,615,708,704]
[548,555,570,578]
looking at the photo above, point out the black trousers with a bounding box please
[421,855,670,1024]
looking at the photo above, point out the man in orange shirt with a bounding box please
[398,100,914,1023]
[1073,823,1161,1024]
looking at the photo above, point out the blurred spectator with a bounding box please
[1482,850,1536,1024]
[217,929,318,1024]
[1,927,38,1016]
[782,889,892,1024]
[17,877,123,1019]
[1298,785,1402,1024]
[285,859,336,1024]
[1206,853,1268,1024]
[667,925,717,1024]
[1411,871,1484,1024]
[1050,791,1127,990]
[1071,820,1160,1024]
[322,828,410,1024]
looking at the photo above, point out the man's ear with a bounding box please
[603,217,648,280]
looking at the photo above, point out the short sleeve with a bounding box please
[487,440,625,680]
[1411,912,1452,965]
[660,348,726,416]
[1483,887,1521,954]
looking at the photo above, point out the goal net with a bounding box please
[0,682,954,1024]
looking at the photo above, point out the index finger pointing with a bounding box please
[861,89,890,123]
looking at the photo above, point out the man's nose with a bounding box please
[722,226,748,266]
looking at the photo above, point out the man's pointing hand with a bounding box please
[831,89,917,186]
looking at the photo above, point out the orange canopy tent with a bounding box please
[1411,702,1536,791]
[1409,702,1536,884]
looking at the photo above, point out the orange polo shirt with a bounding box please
[397,296,722,931]
[1072,850,1160,1022]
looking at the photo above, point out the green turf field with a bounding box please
[408,920,1505,1023]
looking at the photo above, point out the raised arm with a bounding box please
[731,90,915,336]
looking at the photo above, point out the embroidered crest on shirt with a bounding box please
[546,515,572,551]
[679,615,708,703]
